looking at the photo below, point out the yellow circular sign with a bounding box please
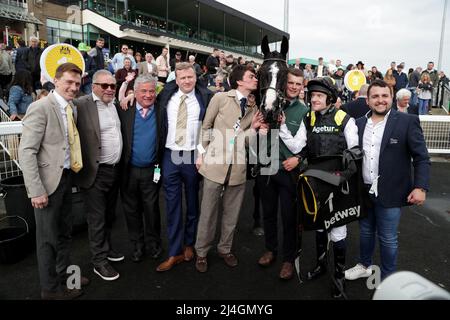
[344,70,367,92]
[40,44,85,81]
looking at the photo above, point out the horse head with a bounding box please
[256,35,289,127]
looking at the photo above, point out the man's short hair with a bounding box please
[92,70,114,83]
[97,37,105,42]
[287,67,304,78]
[175,62,195,76]
[229,64,255,89]
[396,88,411,100]
[134,75,157,91]
[367,79,392,97]
[29,36,38,42]
[428,61,434,64]
[55,63,82,79]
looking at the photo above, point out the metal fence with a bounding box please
[419,115,450,154]
[438,83,450,114]
[0,107,23,180]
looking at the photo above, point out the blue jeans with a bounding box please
[359,197,401,280]
[418,98,429,115]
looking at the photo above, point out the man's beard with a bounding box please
[373,108,389,116]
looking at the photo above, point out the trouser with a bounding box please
[121,165,161,251]
[359,195,401,280]
[257,170,298,262]
[34,170,73,292]
[83,165,120,267]
[195,178,246,257]
[163,149,199,257]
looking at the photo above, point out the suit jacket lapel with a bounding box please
[87,96,101,141]
[357,117,368,147]
[380,110,398,154]
[48,93,65,136]
[126,102,136,152]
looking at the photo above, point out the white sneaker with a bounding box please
[345,263,372,280]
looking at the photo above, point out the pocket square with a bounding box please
[389,138,398,144]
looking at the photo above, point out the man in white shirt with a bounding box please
[279,77,359,298]
[156,62,213,272]
[19,63,85,300]
[155,47,170,83]
[194,64,264,273]
[74,70,123,282]
[346,80,430,281]
[138,53,158,77]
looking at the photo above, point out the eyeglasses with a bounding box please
[94,83,116,90]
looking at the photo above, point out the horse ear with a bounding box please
[261,35,270,56]
[281,36,289,58]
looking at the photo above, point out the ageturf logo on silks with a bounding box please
[324,205,361,229]
[311,125,339,133]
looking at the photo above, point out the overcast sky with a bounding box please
[218,0,450,74]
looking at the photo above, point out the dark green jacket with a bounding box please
[264,99,309,171]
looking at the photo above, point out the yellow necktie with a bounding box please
[65,104,83,173]
[175,94,188,146]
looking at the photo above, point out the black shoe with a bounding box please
[148,245,162,259]
[332,276,346,299]
[94,263,120,281]
[131,248,145,263]
[307,262,327,280]
[107,249,125,262]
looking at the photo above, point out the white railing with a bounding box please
[419,115,450,154]
[0,107,23,180]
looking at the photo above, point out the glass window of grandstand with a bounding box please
[245,24,262,56]
[225,14,244,53]
[46,18,83,47]
[199,6,224,46]
[167,0,198,39]
[91,0,107,15]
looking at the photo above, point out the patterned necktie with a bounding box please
[141,107,149,118]
[240,97,247,118]
[175,94,188,146]
[65,104,83,173]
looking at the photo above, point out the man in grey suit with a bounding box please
[137,53,158,77]
[19,63,87,300]
[74,70,123,281]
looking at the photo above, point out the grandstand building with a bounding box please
[1,0,289,64]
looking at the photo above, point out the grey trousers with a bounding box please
[195,178,246,257]
[34,170,73,292]
[83,165,120,267]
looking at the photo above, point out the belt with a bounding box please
[99,163,119,168]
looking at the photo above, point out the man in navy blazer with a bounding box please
[345,80,430,281]
[156,62,213,272]
[341,84,370,120]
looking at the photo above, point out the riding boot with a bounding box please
[332,240,346,299]
[307,231,328,280]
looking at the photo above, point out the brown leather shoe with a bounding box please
[258,251,276,267]
[61,274,90,287]
[218,252,238,267]
[156,255,184,272]
[183,246,195,262]
[279,262,294,280]
[195,256,208,273]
